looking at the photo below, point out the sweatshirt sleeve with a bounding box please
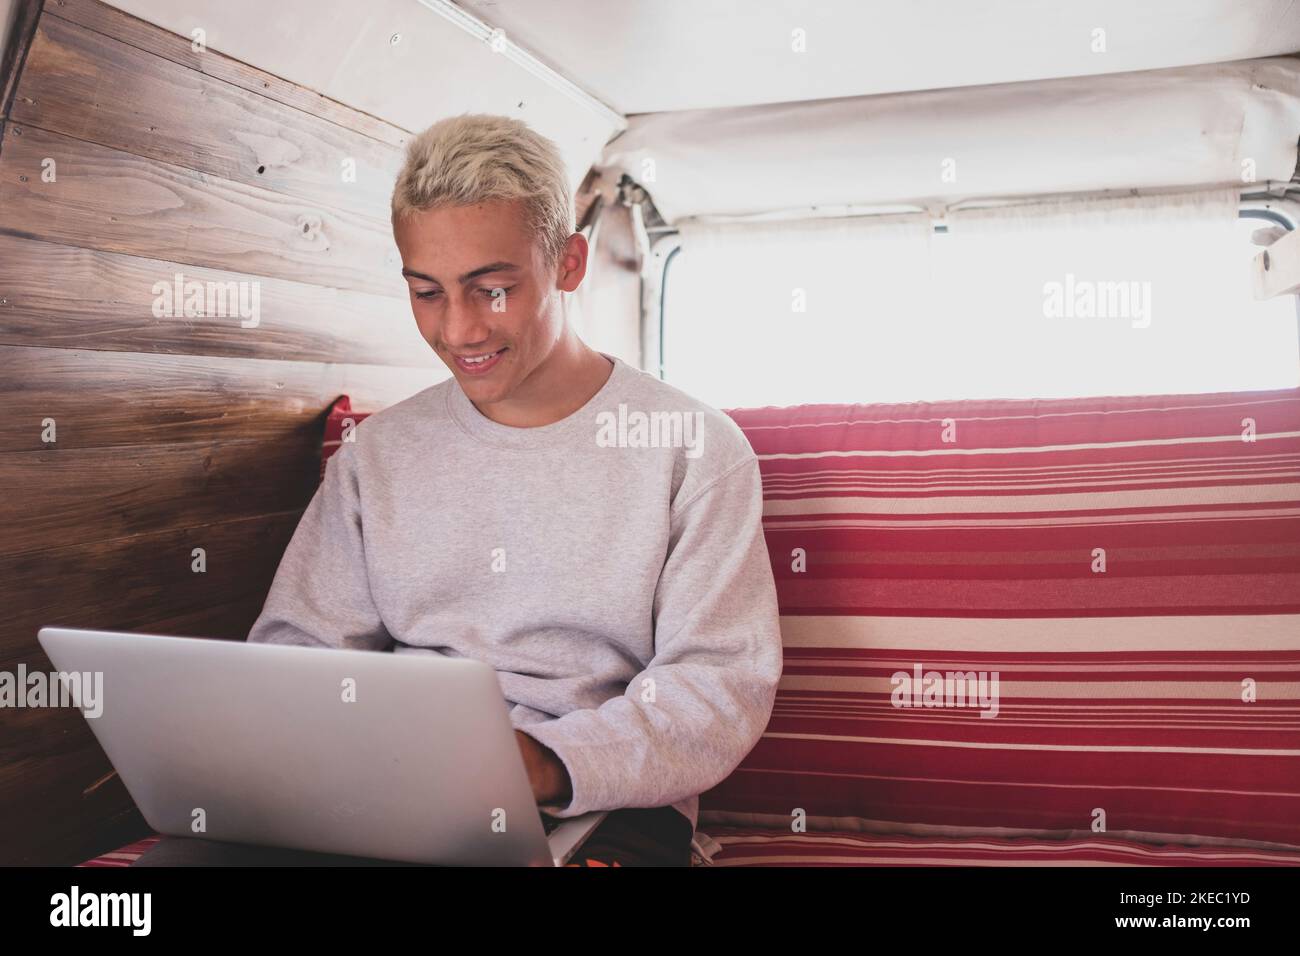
[521,454,784,817]
[246,442,394,651]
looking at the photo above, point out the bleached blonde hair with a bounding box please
[390,113,574,269]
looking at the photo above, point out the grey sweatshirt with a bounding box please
[245,351,784,838]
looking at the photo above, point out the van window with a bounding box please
[662,188,1300,407]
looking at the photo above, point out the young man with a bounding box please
[134,114,783,868]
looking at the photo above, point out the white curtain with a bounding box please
[602,58,1300,223]
[670,213,933,408]
[941,187,1294,400]
[666,188,1299,407]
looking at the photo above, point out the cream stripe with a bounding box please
[756,430,1300,460]
[776,700,1300,712]
[775,711,1300,724]
[762,470,1300,494]
[777,675,1300,698]
[777,614,1300,651]
[739,397,1299,431]
[763,461,1300,480]
[711,834,1294,862]
[765,509,1300,528]
[774,705,1300,722]
[772,714,1300,732]
[698,811,1300,851]
[711,854,1148,866]
[760,453,1300,478]
[763,482,1300,516]
[785,659,1300,672]
[760,731,1300,756]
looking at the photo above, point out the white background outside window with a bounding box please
[662,188,1300,409]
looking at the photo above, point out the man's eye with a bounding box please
[481,286,513,299]
[414,290,441,300]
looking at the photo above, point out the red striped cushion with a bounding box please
[321,395,365,481]
[76,835,162,867]
[701,387,1300,850]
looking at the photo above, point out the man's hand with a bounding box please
[514,730,573,807]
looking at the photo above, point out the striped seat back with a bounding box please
[704,387,1300,849]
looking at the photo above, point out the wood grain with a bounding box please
[0,592,265,865]
[45,0,410,150]
[0,509,303,668]
[0,0,445,866]
[0,344,444,452]
[13,14,404,221]
[0,233,436,365]
[0,123,408,298]
[0,437,321,558]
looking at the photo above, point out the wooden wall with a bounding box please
[0,0,451,864]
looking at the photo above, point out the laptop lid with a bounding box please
[38,626,578,866]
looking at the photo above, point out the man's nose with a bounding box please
[441,298,492,347]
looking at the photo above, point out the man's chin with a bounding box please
[455,372,512,404]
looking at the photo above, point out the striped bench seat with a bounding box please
[696,386,1300,861]
[78,836,161,867]
[79,828,1300,867]
[78,385,1300,867]
[696,827,1300,866]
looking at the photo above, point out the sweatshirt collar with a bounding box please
[445,351,628,450]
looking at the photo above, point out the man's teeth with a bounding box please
[462,350,501,364]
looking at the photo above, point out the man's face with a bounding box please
[393,198,579,405]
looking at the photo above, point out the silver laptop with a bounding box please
[37,626,608,866]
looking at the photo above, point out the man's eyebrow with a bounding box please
[401,262,521,285]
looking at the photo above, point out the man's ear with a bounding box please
[554,232,589,293]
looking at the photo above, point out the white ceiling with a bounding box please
[461,0,1300,114]
[67,1,1300,219]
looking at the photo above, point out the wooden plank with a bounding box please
[0,0,42,119]
[41,804,152,868]
[0,520,293,865]
[3,582,262,868]
[126,593,271,645]
[0,437,321,558]
[0,0,434,866]
[13,14,403,222]
[0,509,302,668]
[0,729,141,865]
[4,597,268,754]
[2,587,285,865]
[0,123,407,298]
[0,519,295,862]
[0,233,436,366]
[46,0,410,150]
[0,344,444,451]
[41,806,152,868]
